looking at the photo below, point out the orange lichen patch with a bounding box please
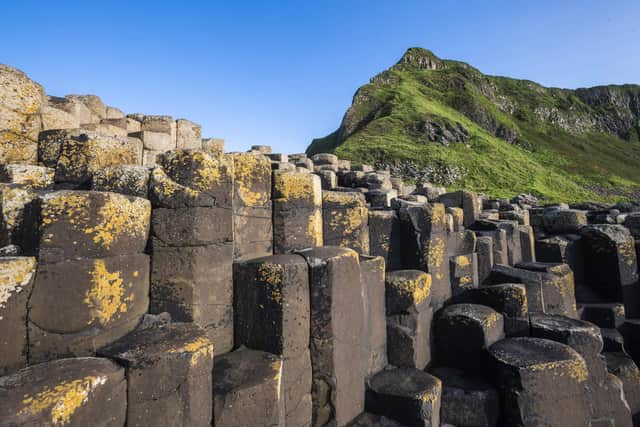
[427,237,445,279]
[0,257,36,316]
[273,172,320,205]
[431,203,446,225]
[258,263,283,304]
[390,272,432,306]
[18,375,107,425]
[233,153,270,207]
[169,336,213,367]
[454,255,471,267]
[84,260,131,325]
[42,191,150,249]
[41,192,91,227]
[482,311,500,328]
[83,195,150,249]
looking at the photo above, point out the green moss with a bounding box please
[308,49,640,203]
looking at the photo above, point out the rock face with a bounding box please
[2,63,640,427]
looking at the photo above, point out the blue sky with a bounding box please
[3,1,639,153]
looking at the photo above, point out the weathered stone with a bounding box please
[0,164,54,189]
[449,253,479,296]
[316,169,337,190]
[48,95,95,125]
[176,118,202,149]
[530,313,632,426]
[202,138,225,157]
[0,65,45,164]
[580,303,626,329]
[298,247,366,426]
[150,243,233,354]
[233,153,273,260]
[365,368,441,427]
[535,234,584,286]
[54,132,142,185]
[446,206,464,231]
[149,150,233,209]
[488,337,590,427]
[581,225,640,317]
[0,256,36,375]
[430,367,500,427]
[542,208,587,233]
[0,357,126,426]
[346,412,404,427]
[605,352,640,421]
[81,122,129,138]
[213,348,285,427]
[0,183,37,247]
[91,165,150,198]
[98,323,213,427]
[618,320,640,369]
[518,224,535,262]
[130,130,175,151]
[386,308,433,370]
[368,210,403,271]
[488,262,578,317]
[311,153,338,165]
[35,191,150,262]
[233,254,312,426]
[476,235,494,285]
[397,202,449,308]
[272,171,323,253]
[451,283,529,337]
[250,144,272,154]
[151,206,233,247]
[437,190,480,227]
[41,105,80,130]
[360,255,387,376]
[28,253,150,362]
[365,189,397,208]
[435,304,504,370]
[65,95,107,122]
[322,191,370,255]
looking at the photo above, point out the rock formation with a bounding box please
[1,63,640,426]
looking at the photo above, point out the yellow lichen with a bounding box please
[455,255,471,267]
[258,263,283,304]
[83,195,150,249]
[19,376,107,425]
[84,260,131,325]
[233,153,270,207]
[169,336,213,367]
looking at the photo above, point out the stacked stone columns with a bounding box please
[148,150,235,354]
[232,153,273,261]
[233,254,312,426]
[272,171,323,253]
[28,190,151,363]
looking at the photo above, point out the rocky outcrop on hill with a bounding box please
[308,48,640,203]
[1,64,640,426]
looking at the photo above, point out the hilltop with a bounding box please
[308,48,640,202]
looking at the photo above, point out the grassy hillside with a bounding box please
[308,48,640,203]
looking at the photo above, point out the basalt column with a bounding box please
[272,171,323,253]
[148,149,235,354]
[298,247,367,426]
[233,254,312,426]
[232,152,273,261]
[27,190,151,363]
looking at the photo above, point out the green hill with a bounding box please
[307,48,640,203]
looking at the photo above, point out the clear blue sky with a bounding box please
[3,1,639,153]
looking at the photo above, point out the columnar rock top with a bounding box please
[1,63,640,427]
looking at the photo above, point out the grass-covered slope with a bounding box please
[308,48,640,202]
